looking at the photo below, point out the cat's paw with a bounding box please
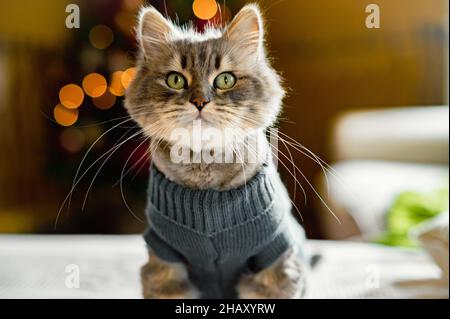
[142,279,200,299]
[141,254,200,299]
[237,249,306,299]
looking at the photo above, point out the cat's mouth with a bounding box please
[193,113,211,125]
[195,113,206,121]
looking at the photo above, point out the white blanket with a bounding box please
[0,235,446,299]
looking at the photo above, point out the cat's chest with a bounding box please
[151,142,265,190]
[167,163,245,190]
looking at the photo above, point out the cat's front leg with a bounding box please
[141,251,200,299]
[237,248,306,299]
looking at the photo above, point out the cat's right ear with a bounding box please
[225,4,264,60]
[138,7,173,59]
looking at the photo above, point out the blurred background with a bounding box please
[0,0,448,241]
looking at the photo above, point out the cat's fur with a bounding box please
[125,4,305,299]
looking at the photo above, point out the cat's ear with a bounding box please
[138,6,173,58]
[225,4,264,58]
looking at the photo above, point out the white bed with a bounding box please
[0,235,446,299]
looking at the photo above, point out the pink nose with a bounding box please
[190,96,210,111]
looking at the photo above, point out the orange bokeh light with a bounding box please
[89,25,114,50]
[193,0,218,20]
[121,67,137,90]
[109,71,125,96]
[82,73,107,98]
[93,90,116,110]
[54,104,79,127]
[59,84,84,109]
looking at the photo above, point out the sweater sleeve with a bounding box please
[249,230,293,272]
[249,216,307,272]
[143,227,185,264]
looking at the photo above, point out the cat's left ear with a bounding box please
[225,4,264,59]
[137,6,173,59]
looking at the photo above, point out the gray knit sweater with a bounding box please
[143,162,306,299]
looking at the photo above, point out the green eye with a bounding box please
[214,72,236,90]
[166,72,186,90]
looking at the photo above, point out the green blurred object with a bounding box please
[376,186,449,247]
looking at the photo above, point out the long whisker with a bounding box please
[117,135,152,223]
[65,118,135,214]
[80,128,147,212]
[226,114,308,204]
[280,137,298,205]
[222,111,353,201]
[116,125,171,218]
[55,128,144,229]
[276,131,356,201]
[117,126,170,220]
[276,132,331,194]
[130,151,151,181]
[66,109,160,200]
[232,142,249,200]
[115,139,150,186]
[277,136,330,197]
[270,142,342,224]
[40,110,131,128]
[244,138,305,220]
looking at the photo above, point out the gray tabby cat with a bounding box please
[125,4,306,299]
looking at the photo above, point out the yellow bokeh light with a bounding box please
[54,104,79,127]
[109,71,125,96]
[82,73,107,98]
[93,90,116,110]
[89,25,114,50]
[121,67,137,90]
[193,0,218,20]
[59,84,84,109]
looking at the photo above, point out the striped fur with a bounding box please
[125,4,304,299]
[125,4,284,162]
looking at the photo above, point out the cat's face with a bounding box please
[125,4,284,148]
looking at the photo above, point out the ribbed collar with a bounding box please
[147,163,277,234]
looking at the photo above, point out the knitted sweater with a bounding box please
[143,162,306,299]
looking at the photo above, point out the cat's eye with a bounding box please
[166,72,187,90]
[214,72,236,90]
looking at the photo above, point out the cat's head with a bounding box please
[125,4,284,148]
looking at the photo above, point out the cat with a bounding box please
[125,4,307,299]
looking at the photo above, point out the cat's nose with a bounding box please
[190,96,210,111]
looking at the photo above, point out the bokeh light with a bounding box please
[89,25,114,50]
[93,90,116,110]
[53,104,79,127]
[109,71,125,96]
[59,84,84,109]
[60,127,86,153]
[121,67,137,90]
[193,0,218,20]
[82,73,107,98]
